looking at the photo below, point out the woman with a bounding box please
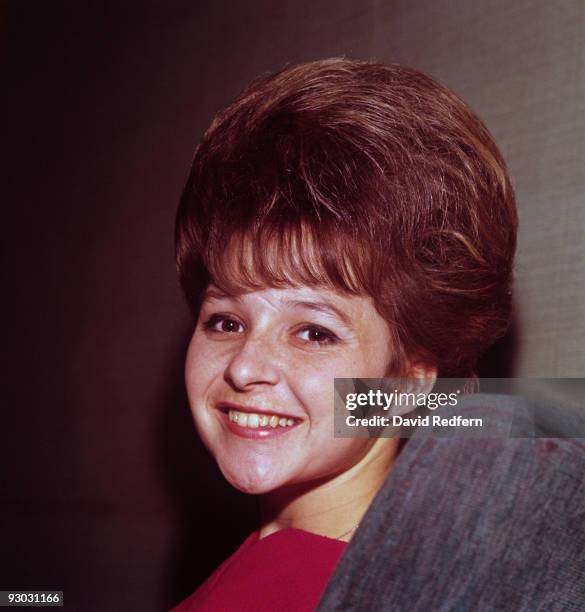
[172,58,517,610]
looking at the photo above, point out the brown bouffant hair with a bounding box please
[176,58,517,379]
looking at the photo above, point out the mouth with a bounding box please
[217,402,303,439]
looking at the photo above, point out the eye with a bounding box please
[201,314,244,334]
[297,325,339,345]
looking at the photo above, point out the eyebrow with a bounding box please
[282,298,353,328]
[201,289,354,329]
[202,287,239,302]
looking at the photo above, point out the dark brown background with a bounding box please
[3,1,583,610]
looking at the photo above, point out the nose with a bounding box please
[224,335,281,390]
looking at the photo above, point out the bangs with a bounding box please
[202,219,376,299]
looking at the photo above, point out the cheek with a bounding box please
[184,334,223,406]
[287,354,364,425]
[288,357,337,405]
[184,335,228,455]
[289,348,382,398]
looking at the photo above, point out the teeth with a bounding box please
[228,410,296,429]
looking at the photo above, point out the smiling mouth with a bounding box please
[229,409,296,429]
[217,403,302,434]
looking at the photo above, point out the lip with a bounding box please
[217,401,302,421]
[216,402,303,440]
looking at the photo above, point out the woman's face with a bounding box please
[185,284,394,494]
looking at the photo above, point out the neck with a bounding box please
[259,437,400,542]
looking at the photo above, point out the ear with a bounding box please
[384,361,438,417]
[405,361,438,395]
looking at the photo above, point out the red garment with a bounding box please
[172,528,347,611]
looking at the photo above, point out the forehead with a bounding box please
[204,283,354,307]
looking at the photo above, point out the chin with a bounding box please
[228,479,277,495]
[223,473,286,495]
[219,461,292,495]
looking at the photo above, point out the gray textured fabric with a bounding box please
[318,395,585,611]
